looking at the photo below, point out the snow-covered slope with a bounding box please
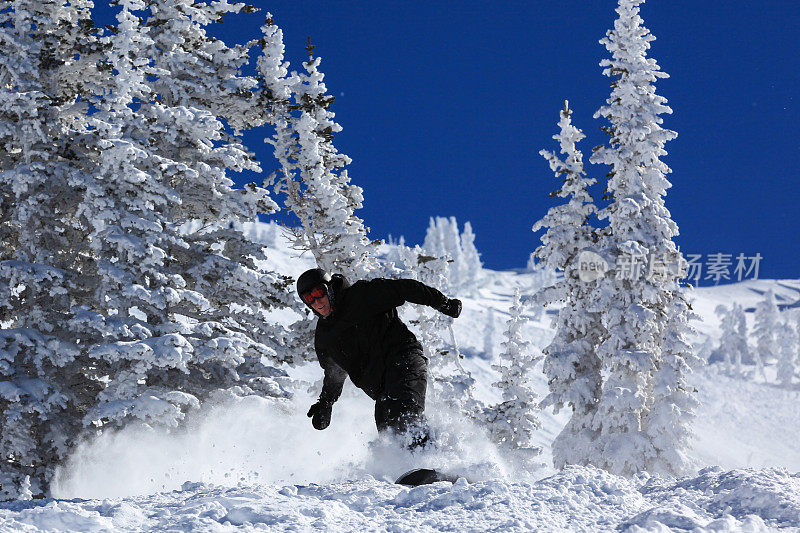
[2,223,799,532]
[3,467,798,531]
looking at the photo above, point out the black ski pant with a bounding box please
[374,347,428,441]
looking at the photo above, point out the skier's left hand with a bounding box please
[438,298,462,319]
[307,401,332,430]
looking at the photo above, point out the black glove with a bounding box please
[438,298,462,318]
[307,400,332,430]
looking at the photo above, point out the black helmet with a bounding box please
[296,268,348,319]
[296,268,332,297]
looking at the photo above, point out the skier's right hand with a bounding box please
[307,400,332,430]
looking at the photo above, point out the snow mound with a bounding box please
[2,466,796,531]
[631,467,800,530]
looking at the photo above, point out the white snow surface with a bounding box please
[3,223,799,532]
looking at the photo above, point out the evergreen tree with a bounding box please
[257,13,293,159]
[253,15,320,365]
[440,217,462,285]
[88,0,295,417]
[644,290,700,476]
[138,2,298,367]
[486,289,542,456]
[0,0,295,498]
[732,303,750,376]
[423,216,483,294]
[586,0,696,476]
[531,101,602,469]
[459,221,483,295]
[753,289,780,376]
[776,320,797,388]
[715,304,737,375]
[714,303,749,377]
[79,0,201,429]
[0,0,99,499]
[423,216,458,291]
[144,0,260,132]
[262,37,378,281]
[422,218,444,261]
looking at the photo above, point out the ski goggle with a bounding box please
[301,285,328,305]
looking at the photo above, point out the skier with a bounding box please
[297,268,462,445]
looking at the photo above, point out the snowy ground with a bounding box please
[3,223,799,532]
[3,467,798,532]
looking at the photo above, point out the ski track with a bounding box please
[2,224,799,532]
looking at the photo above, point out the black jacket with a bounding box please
[315,276,449,403]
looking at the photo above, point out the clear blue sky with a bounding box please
[93,1,800,283]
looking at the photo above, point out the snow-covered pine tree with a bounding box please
[531,100,602,469]
[257,14,293,165]
[715,303,749,377]
[424,217,463,265]
[715,304,738,374]
[144,0,261,133]
[262,37,378,281]
[644,290,700,476]
[459,221,483,295]
[421,216,484,294]
[753,289,780,375]
[77,0,202,429]
[137,2,299,367]
[84,0,297,422]
[776,320,797,388]
[485,289,542,456]
[423,216,459,291]
[1,0,293,499]
[732,303,750,376]
[251,15,320,365]
[423,215,487,294]
[0,0,100,499]
[586,0,696,476]
[731,304,750,374]
[422,217,446,259]
[440,217,462,287]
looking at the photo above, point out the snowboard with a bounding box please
[395,468,461,486]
